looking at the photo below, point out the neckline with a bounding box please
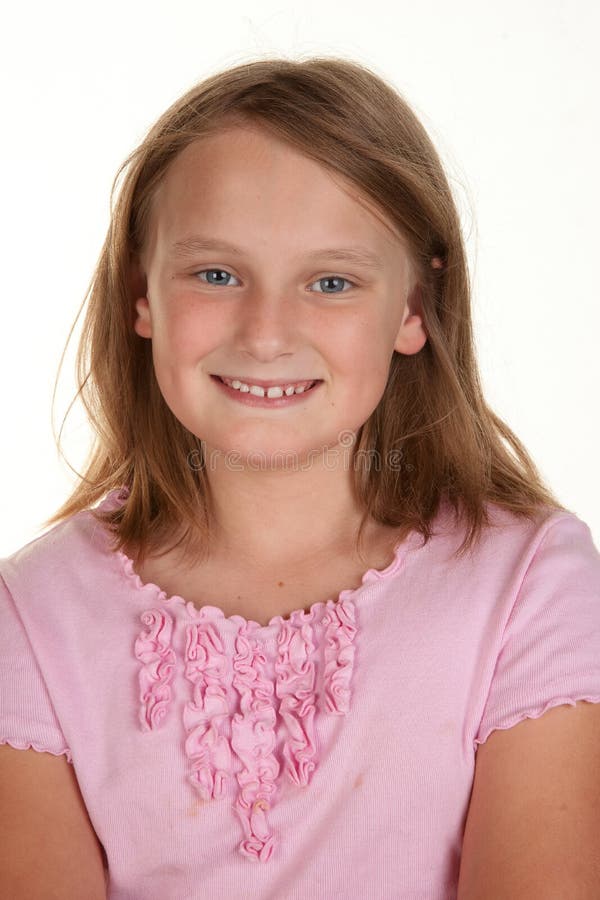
[96,486,425,631]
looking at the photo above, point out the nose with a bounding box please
[233,287,302,362]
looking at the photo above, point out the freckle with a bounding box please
[277,581,284,587]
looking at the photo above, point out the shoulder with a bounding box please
[480,503,600,670]
[487,503,600,591]
[0,502,111,604]
[477,499,583,542]
[460,500,597,569]
[421,499,595,578]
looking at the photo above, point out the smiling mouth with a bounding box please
[213,375,321,393]
[211,374,323,403]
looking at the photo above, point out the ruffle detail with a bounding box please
[1,736,73,765]
[321,596,357,714]
[119,551,168,602]
[275,618,317,790]
[231,623,281,862]
[474,693,600,749]
[182,619,234,801]
[134,608,176,731]
[135,599,359,862]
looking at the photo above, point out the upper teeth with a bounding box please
[221,377,315,398]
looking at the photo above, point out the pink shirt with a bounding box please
[1,486,600,899]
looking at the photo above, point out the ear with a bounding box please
[134,297,152,339]
[393,282,428,356]
[129,257,152,339]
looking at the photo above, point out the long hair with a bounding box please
[44,55,568,564]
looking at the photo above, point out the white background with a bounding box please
[1,0,598,555]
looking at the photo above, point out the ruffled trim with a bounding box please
[231,622,281,862]
[321,596,357,715]
[117,550,403,630]
[134,608,176,731]
[473,693,600,749]
[182,618,234,801]
[275,617,317,791]
[141,599,358,862]
[112,478,369,861]
[1,736,73,765]
[119,551,169,602]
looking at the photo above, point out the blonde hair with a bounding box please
[44,55,569,564]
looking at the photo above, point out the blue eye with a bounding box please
[196,269,240,286]
[194,269,355,294]
[311,276,354,294]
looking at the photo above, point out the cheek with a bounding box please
[330,340,391,421]
[148,313,207,405]
[154,304,213,359]
[339,316,393,383]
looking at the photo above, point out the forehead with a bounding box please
[146,125,410,266]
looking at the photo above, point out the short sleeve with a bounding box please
[474,513,600,749]
[0,572,72,763]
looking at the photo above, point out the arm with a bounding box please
[0,743,108,900]
[457,700,600,899]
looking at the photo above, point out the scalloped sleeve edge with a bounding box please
[1,736,73,764]
[473,693,600,751]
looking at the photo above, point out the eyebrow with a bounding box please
[168,236,385,270]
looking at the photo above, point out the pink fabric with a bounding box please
[1,487,600,899]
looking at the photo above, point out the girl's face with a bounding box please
[133,124,427,467]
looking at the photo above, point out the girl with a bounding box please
[1,56,599,899]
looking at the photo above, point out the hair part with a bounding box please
[44,54,569,566]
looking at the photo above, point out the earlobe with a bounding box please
[394,284,428,356]
[394,314,428,355]
[129,257,152,338]
[133,297,152,339]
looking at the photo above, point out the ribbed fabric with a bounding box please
[1,489,600,899]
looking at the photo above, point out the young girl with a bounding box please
[1,56,599,899]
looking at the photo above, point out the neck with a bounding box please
[202,451,369,572]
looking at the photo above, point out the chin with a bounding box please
[204,438,317,471]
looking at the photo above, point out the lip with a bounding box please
[210,374,323,408]
[214,375,321,388]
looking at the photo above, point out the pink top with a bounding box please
[1,486,600,899]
